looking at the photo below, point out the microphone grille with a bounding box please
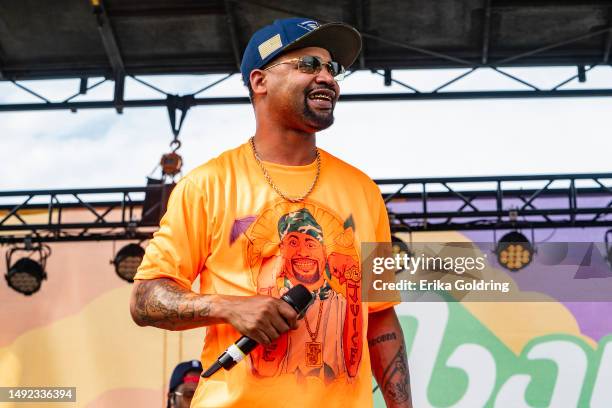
[284,284,313,312]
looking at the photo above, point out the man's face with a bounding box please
[260,46,341,132]
[280,231,326,286]
[170,370,200,408]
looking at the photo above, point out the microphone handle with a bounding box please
[236,336,258,353]
[217,336,258,370]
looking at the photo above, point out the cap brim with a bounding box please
[281,22,362,69]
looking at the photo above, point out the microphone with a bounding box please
[202,284,314,378]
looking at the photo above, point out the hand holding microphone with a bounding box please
[202,284,314,378]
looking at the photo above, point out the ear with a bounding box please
[250,69,268,97]
[167,392,175,407]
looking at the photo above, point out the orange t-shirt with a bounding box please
[135,141,398,407]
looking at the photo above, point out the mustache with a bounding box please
[304,86,336,97]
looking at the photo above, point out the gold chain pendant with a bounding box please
[305,341,323,367]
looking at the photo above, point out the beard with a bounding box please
[292,265,321,284]
[301,88,335,130]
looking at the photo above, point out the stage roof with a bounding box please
[1,0,611,81]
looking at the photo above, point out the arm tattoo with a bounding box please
[133,278,211,330]
[368,331,397,347]
[381,343,411,404]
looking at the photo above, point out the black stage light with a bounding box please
[5,243,50,296]
[113,243,145,282]
[6,258,47,296]
[496,231,534,272]
[391,235,413,274]
[392,235,411,255]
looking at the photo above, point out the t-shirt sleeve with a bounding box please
[368,188,401,313]
[134,176,209,290]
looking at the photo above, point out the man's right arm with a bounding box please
[130,278,222,331]
[129,278,298,344]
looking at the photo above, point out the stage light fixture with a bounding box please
[391,235,413,274]
[5,243,50,296]
[113,243,145,282]
[391,235,411,254]
[496,231,534,272]
[6,258,47,296]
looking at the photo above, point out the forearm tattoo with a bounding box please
[368,331,397,347]
[381,343,411,405]
[133,278,211,330]
[369,328,411,407]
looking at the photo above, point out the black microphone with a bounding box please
[201,284,314,378]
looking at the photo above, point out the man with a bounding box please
[130,17,412,407]
[167,360,202,408]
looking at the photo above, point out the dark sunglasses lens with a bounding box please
[299,57,344,80]
[329,62,342,76]
[299,56,320,73]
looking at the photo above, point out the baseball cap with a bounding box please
[240,17,362,86]
[169,360,202,392]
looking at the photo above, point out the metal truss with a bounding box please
[0,173,610,244]
[381,173,612,232]
[0,185,171,244]
[3,64,612,111]
[92,0,126,114]
[3,0,612,137]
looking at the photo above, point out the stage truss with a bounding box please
[3,0,612,135]
[1,173,610,244]
[2,1,611,245]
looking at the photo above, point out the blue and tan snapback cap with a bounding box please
[240,17,362,86]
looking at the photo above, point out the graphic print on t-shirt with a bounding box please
[240,199,362,383]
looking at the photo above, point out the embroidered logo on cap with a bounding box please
[258,34,283,60]
[298,20,320,32]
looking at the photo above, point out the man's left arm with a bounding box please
[368,307,412,408]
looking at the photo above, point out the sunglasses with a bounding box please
[264,56,346,81]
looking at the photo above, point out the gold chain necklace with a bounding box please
[304,300,323,368]
[304,298,324,367]
[304,298,324,341]
[249,136,320,203]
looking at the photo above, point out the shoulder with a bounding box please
[319,148,381,197]
[181,143,247,192]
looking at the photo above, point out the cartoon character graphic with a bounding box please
[243,202,362,382]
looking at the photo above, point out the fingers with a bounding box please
[248,298,297,343]
[268,309,291,334]
[260,300,292,342]
[276,301,299,330]
[255,328,273,346]
[227,295,300,344]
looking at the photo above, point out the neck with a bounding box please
[252,123,317,166]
